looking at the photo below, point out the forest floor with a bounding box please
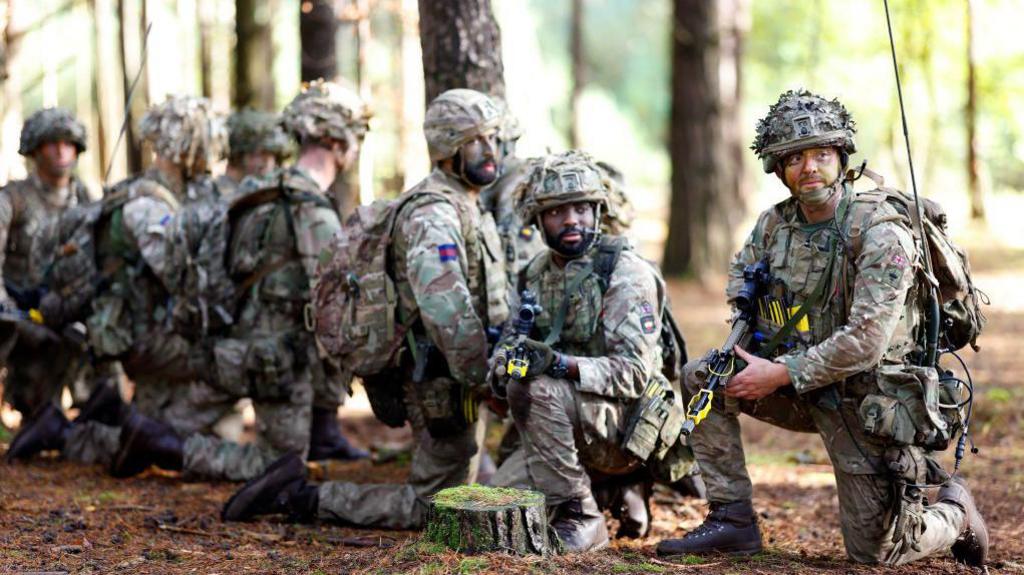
[2,233,1023,574]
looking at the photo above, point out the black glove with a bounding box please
[519,338,556,380]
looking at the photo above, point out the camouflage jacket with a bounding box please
[481,156,546,281]
[0,174,90,306]
[392,168,509,388]
[229,167,341,335]
[512,241,666,401]
[728,184,918,395]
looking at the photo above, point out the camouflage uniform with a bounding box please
[166,81,370,480]
[63,96,229,465]
[315,89,508,529]
[0,108,91,416]
[491,152,670,503]
[679,90,964,564]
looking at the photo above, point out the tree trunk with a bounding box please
[663,0,736,277]
[417,0,505,102]
[965,0,984,220]
[718,0,748,232]
[300,0,337,82]
[197,0,214,98]
[1,0,25,183]
[425,486,553,556]
[568,0,583,148]
[118,0,149,175]
[234,0,275,110]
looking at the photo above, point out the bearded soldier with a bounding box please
[484,151,690,552]
[104,80,370,480]
[6,96,229,466]
[0,108,91,423]
[220,88,509,529]
[219,109,291,198]
[656,90,987,566]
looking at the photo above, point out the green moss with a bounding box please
[668,554,705,565]
[458,557,488,574]
[611,563,666,574]
[432,484,544,508]
[419,561,445,575]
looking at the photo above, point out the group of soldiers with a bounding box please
[1,84,988,567]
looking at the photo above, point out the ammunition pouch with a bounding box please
[211,335,299,401]
[858,365,961,451]
[621,378,686,462]
[418,376,470,438]
[86,294,134,358]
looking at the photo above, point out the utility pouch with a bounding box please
[621,379,685,461]
[419,376,469,438]
[859,365,954,450]
[246,337,296,401]
[86,295,133,358]
[648,436,699,483]
[211,338,256,398]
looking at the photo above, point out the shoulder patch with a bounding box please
[438,243,459,262]
[639,301,657,334]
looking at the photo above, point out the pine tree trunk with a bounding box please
[117,0,149,174]
[235,0,275,110]
[417,0,505,102]
[965,0,984,220]
[568,0,584,148]
[663,0,736,277]
[425,486,553,556]
[300,0,337,82]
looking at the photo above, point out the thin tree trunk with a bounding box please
[118,0,148,174]
[418,0,505,102]
[235,0,275,110]
[718,0,748,225]
[663,0,734,277]
[1,0,25,183]
[197,0,213,98]
[300,0,337,82]
[965,0,984,220]
[569,0,583,148]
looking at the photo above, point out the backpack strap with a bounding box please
[543,236,628,346]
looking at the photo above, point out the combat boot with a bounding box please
[76,382,128,427]
[308,407,369,461]
[5,403,69,462]
[550,493,609,552]
[938,476,989,566]
[656,500,763,557]
[109,411,183,478]
[613,482,651,539]
[222,451,318,523]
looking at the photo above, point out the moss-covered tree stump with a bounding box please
[425,485,553,556]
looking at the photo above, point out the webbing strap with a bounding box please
[543,263,594,346]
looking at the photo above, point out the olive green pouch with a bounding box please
[859,365,953,450]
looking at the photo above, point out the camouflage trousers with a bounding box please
[317,373,477,529]
[2,334,87,417]
[496,375,639,505]
[681,359,964,565]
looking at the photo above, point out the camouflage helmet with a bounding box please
[280,79,370,149]
[18,107,88,156]
[423,89,503,162]
[139,95,227,175]
[226,109,291,159]
[751,89,856,173]
[494,97,522,143]
[514,150,611,223]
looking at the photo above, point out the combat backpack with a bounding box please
[47,177,180,325]
[847,168,986,353]
[313,190,461,377]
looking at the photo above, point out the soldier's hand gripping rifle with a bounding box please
[505,290,542,380]
[681,260,771,435]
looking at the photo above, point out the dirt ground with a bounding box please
[2,239,1023,574]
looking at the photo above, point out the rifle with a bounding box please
[681,259,771,435]
[505,290,541,380]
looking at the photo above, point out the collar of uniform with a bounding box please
[26,172,74,208]
[283,166,324,195]
[426,166,478,204]
[143,166,185,198]
[775,179,854,226]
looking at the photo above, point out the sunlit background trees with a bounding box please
[1,0,1022,274]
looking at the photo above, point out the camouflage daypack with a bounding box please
[313,190,460,377]
[848,168,987,353]
[48,177,180,326]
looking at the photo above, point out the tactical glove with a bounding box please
[519,338,556,381]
